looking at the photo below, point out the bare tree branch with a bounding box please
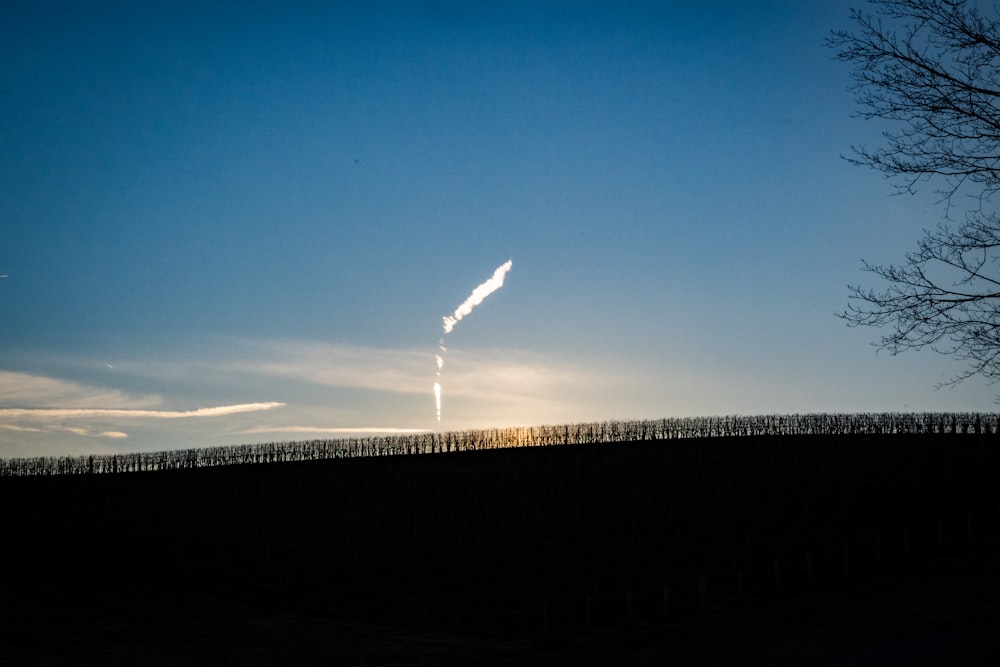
[832,0,1000,395]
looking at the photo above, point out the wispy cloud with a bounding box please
[49,425,129,439]
[0,403,286,420]
[188,338,629,429]
[225,339,618,401]
[238,425,429,435]
[0,337,627,455]
[120,338,614,409]
[0,422,123,438]
[0,401,285,444]
[0,424,42,433]
[0,369,286,446]
[0,371,161,409]
[239,340,434,395]
[105,337,627,433]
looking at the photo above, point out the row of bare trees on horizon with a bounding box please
[1,412,997,477]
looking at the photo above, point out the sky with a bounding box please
[2,0,996,458]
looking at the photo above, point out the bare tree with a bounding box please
[830,0,1000,391]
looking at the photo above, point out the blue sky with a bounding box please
[1,1,994,457]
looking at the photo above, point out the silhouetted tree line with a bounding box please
[1,412,996,477]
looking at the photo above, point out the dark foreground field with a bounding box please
[3,433,1000,664]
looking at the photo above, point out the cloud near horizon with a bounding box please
[238,425,430,435]
[0,401,286,442]
[218,338,630,428]
[0,337,627,455]
[0,424,127,440]
[0,369,287,443]
[116,337,623,423]
[230,338,621,399]
[0,403,287,421]
[235,339,441,395]
[0,371,162,409]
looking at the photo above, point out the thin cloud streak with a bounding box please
[0,403,286,420]
[0,338,628,456]
[53,425,129,439]
[239,425,430,435]
[0,367,289,448]
[0,424,43,433]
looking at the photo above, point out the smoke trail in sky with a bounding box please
[442,260,513,334]
[433,381,442,421]
[436,259,512,421]
[434,339,446,420]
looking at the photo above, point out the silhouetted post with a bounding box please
[806,552,814,585]
[626,591,633,624]
[586,596,592,629]
[843,542,850,578]
[738,569,744,600]
[773,559,781,592]
[663,585,670,614]
[903,526,910,557]
[699,577,706,607]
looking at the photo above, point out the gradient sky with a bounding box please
[2,1,995,458]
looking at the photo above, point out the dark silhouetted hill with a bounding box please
[3,427,1000,663]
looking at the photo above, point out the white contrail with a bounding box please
[436,259,512,421]
[434,341,446,420]
[442,260,513,334]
